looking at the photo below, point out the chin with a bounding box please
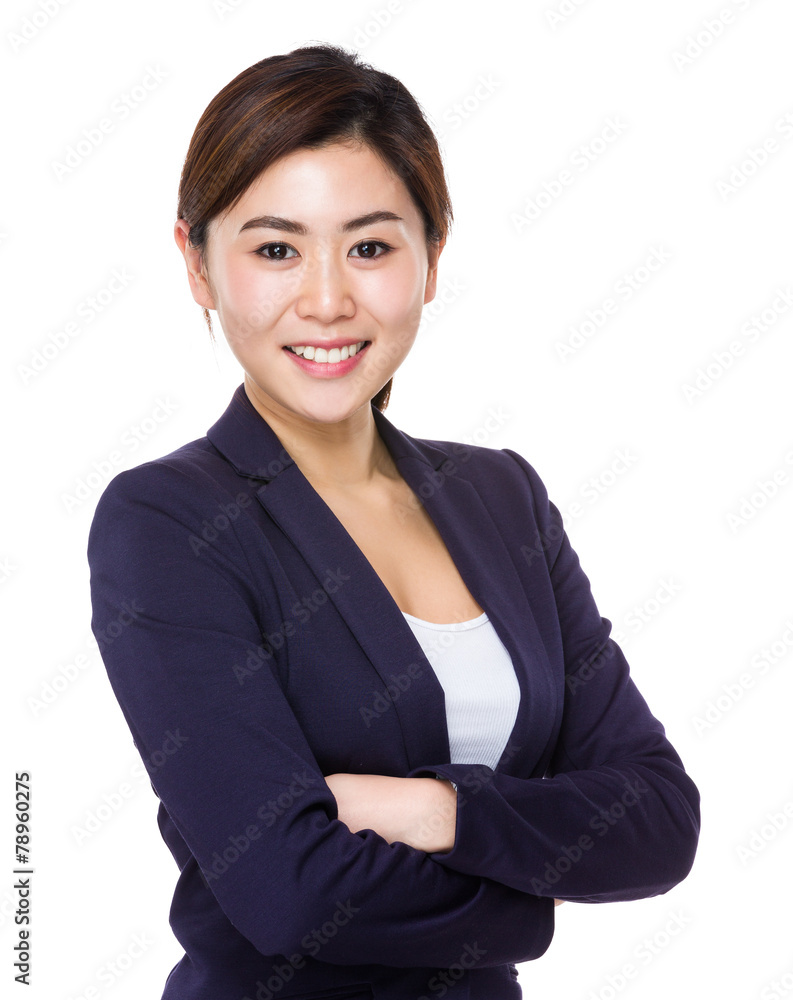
[276,391,368,426]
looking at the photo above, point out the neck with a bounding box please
[243,377,396,491]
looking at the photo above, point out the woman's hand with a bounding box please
[325,773,457,853]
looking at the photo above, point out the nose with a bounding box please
[294,243,355,324]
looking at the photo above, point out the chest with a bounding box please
[318,483,485,624]
[244,458,564,778]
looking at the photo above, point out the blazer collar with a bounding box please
[206,381,448,482]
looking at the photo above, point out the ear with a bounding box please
[174,219,216,310]
[423,238,446,305]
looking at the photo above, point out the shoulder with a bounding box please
[407,430,552,516]
[88,433,254,544]
[405,431,563,569]
[98,432,248,501]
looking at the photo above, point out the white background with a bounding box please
[3,0,793,997]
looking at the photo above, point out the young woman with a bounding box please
[87,43,700,1000]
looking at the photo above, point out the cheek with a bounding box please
[368,262,426,324]
[216,259,287,340]
[225,261,270,309]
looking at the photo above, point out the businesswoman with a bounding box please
[87,43,700,1000]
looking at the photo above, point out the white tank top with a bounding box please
[401,610,521,771]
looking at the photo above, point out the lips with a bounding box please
[282,340,372,376]
[284,341,370,364]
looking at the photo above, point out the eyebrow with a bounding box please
[238,210,404,237]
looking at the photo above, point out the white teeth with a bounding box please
[289,341,366,364]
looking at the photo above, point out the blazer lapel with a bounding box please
[207,383,557,775]
[382,441,559,775]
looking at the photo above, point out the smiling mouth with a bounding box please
[283,341,371,364]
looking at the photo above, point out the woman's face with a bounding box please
[175,141,443,428]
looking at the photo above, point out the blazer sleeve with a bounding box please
[86,462,554,968]
[407,448,700,903]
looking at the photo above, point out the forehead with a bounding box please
[220,142,422,231]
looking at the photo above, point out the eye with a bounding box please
[349,240,393,259]
[254,242,298,261]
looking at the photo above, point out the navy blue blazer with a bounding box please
[87,382,700,1000]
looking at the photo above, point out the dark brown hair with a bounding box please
[176,42,453,411]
